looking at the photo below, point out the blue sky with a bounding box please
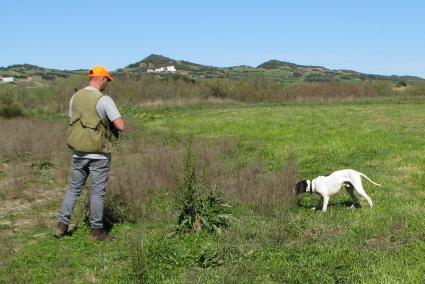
[2,0,425,77]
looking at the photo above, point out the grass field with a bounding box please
[1,99,425,283]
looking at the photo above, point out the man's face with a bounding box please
[100,77,109,91]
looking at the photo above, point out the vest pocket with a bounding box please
[67,117,104,152]
[69,116,80,126]
[80,117,102,130]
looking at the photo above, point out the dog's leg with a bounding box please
[313,196,324,210]
[352,178,373,207]
[322,195,330,212]
[345,183,361,208]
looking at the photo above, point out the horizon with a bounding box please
[2,1,425,77]
[2,54,424,80]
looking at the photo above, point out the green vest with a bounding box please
[66,89,112,153]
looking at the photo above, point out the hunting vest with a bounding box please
[66,89,112,153]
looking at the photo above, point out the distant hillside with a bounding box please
[258,59,326,71]
[0,64,76,80]
[2,55,423,86]
[0,64,85,87]
[122,54,218,72]
[119,55,424,84]
[256,59,424,83]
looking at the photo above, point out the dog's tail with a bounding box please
[358,172,383,187]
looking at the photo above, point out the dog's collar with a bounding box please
[308,179,315,194]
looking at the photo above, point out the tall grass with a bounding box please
[0,118,68,201]
[103,123,299,232]
[3,76,423,116]
[109,76,404,104]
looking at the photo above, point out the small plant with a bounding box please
[175,141,233,234]
[127,227,147,281]
[0,91,25,118]
[30,160,53,171]
[198,243,241,268]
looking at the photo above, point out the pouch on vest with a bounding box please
[66,115,105,152]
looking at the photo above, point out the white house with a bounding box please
[0,77,14,83]
[154,67,166,73]
[148,66,177,73]
[166,66,176,72]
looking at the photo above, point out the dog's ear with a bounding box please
[295,180,307,195]
[295,181,302,195]
[302,180,308,193]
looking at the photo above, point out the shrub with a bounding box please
[175,142,233,234]
[208,80,229,98]
[0,104,25,118]
[0,90,25,118]
[408,83,425,96]
[395,80,407,88]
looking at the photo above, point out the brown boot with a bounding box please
[53,222,68,238]
[89,228,116,241]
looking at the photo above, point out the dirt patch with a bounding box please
[0,186,65,232]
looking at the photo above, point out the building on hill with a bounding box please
[0,77,14,83]
[166,66,176,72]
[147,66,177,73]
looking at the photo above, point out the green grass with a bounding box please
[2,100,425,283]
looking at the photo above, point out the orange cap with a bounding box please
[88,65,113,81]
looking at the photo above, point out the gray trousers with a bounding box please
[58,157,111,229]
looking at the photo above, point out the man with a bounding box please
[54,66,125,241]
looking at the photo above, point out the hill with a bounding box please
[122,54,218,72]
[0,64,83,86]
[1,55,423,85]
[0,64,77,79]
[256,59,424,83]
[119,55,424,84]
[257,59,326,71]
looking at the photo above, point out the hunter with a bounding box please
[54,66,125,241]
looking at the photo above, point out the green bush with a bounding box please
[208,80,229,98]
[0,90,25,118]
[395,80,407,88]
[0,105,25,118]
[175,142,233,234]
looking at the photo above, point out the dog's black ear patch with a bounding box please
[295,180,307,195]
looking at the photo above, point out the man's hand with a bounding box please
[110,118,125,138]
[112,118,125,132]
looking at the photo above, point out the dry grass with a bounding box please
[110,76,400,105]
[0,118,67,161]
[104,121,299,227]
[0,118,68,202]
[0,115,299,229]
[3,76,423,117]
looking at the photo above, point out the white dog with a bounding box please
[295,169,382,212]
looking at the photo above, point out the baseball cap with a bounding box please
[88,65,113,81]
